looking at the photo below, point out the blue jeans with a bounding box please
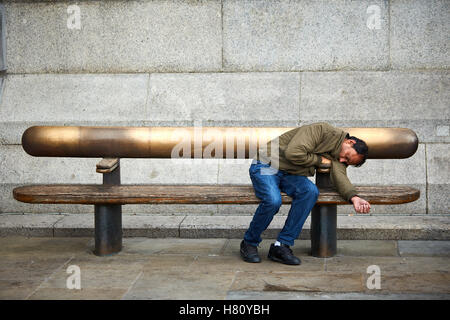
[244,160,319,247]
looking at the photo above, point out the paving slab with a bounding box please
[124,270,235,300]
[141,255,197,272]
[398,240,450,257]
[226,291,450,300]
[325,256,450,274]
[370,273,450,294]
[0,236,91,259]
[119,238,194,257]
[402,257,450,273]
[230,271,365,293]
[0,280,42,300]
[191,254,325,274]
[325,256,409,273]
[121,238,228,256]
[28,288,128,300]
[40,260,144,290]
[0,256,71,282]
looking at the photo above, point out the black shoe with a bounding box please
[268,243,301,265]
[240,240,261,263]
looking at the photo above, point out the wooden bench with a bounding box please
[13,126,420,257]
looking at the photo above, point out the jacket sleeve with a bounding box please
[284,124,323,167]
[330,160,358,202]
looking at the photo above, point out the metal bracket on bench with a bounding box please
[311,165,337,258]
[94,158,122,256]
[96,158,120,174]
[316,162,331,174]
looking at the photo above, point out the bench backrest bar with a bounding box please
[22,126,418,159]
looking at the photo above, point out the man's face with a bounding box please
[339,139,363,166]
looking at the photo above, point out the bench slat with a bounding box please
[13,185,420,205]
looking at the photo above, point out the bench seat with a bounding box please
[13,184,419,206]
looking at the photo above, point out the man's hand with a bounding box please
[321,156,331,165]
[351,196,371,214]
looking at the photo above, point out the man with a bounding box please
[240,122,370,265]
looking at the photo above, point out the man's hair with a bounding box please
[346,133,369,167]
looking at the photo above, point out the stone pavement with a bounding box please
[0,237,449,300]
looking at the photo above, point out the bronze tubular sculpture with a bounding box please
[22,126,418,159]
[16,126,419,257]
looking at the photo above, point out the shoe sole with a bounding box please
[268,253,301,265]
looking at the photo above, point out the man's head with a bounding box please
[339,134,369,167]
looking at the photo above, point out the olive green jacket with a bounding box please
[256,122,358,201]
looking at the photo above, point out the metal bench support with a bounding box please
[94,159,122,256]
[311,171,337,258]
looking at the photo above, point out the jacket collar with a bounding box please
[330,130,349,161]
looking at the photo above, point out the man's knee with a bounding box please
[290,181,319,201]
[300,182,319,201]
[262,194,282,211]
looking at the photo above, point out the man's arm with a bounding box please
[284,124,323,167]
[330,160,371,214]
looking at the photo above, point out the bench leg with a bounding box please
[93,159,122,256]
[94,204,122,256]
[311,204,337,258]
[311,170,337,258]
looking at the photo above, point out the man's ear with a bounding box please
[348,139,356,146]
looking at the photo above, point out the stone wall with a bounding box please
[0,0,448,215]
